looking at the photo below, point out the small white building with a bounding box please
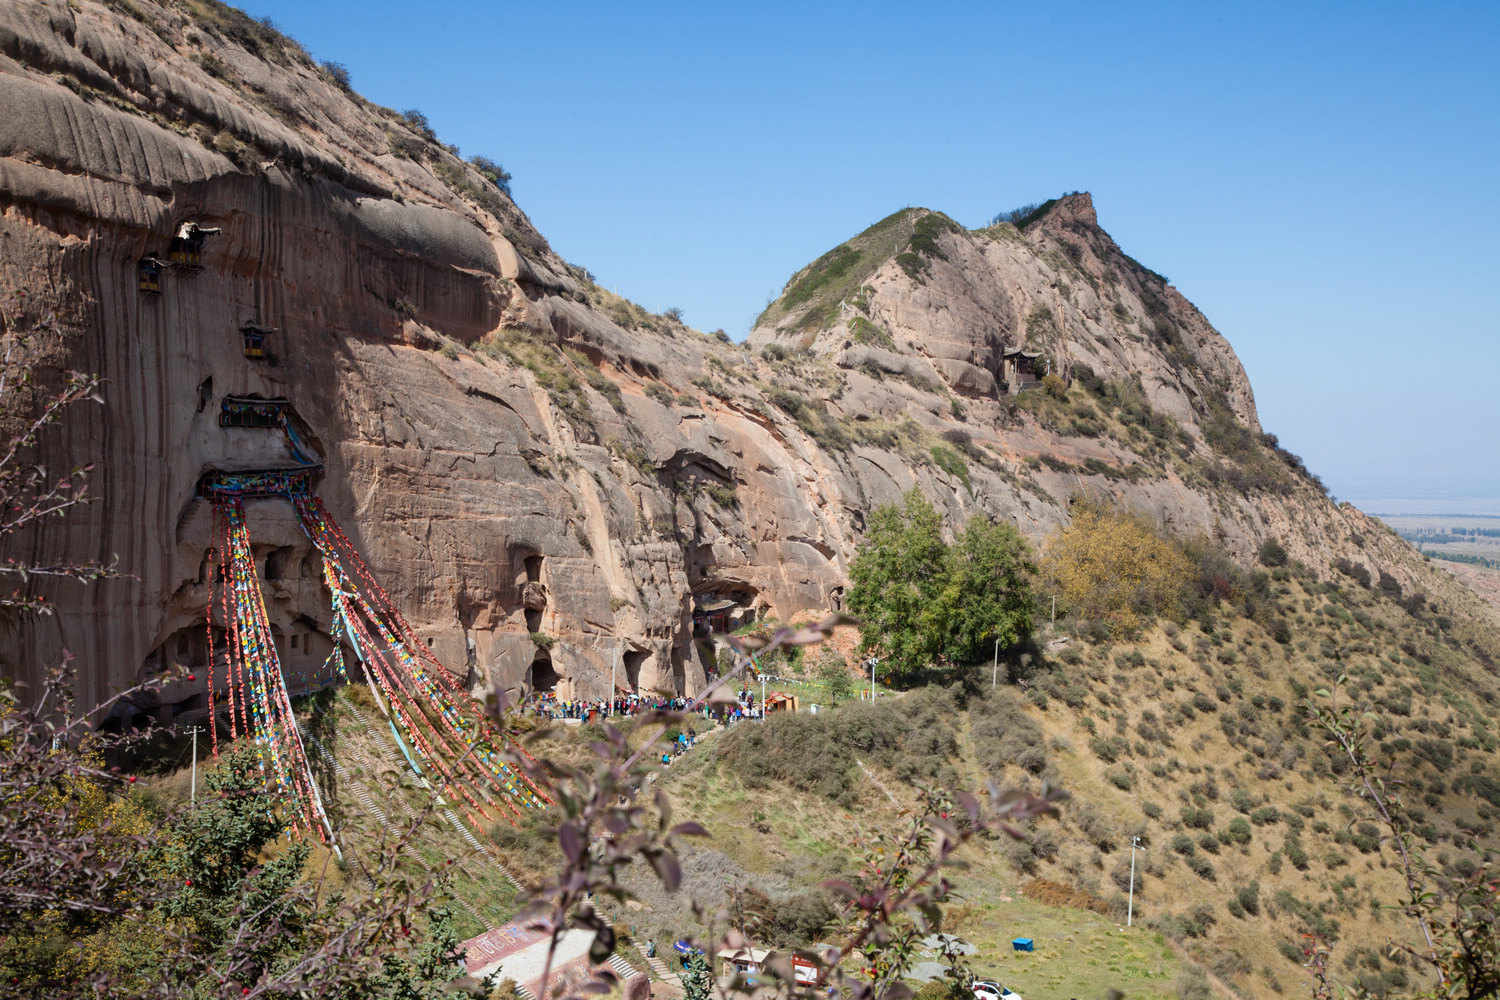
[717,945,776,979]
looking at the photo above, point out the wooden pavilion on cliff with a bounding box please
[1001,346,1044,393]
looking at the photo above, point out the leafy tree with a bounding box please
[847,490,949,682]
[1042,497,1189,638]
[817,646,854,704]
[848,489,1034,684]
[1,738,489,997]
[932,516,1036,672]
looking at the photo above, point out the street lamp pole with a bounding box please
[189,725,201,804]
[1127,836,1144,926]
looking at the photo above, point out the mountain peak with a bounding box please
[1044,191,1097,228]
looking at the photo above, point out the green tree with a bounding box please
[847,490,948,682]
[932,516,1036,671]
[817,646,854,704]
[847,489,1035,684]
[679,949,712,1000]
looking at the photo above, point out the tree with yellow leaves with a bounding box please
[1042,497,1190,638]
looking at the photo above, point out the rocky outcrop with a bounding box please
[0,0,1471,721]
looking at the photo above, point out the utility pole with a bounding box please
[188,725,202,804]
[1051,595,1056,630]
[1127,836,1144,926]
[992,637,1000,689]
[611,644,618,705]
[869,657,877,702]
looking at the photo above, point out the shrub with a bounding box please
[1178,965,1213,1000]
[1186,855,1217,880]
[1224,817,1252,845]
[847,316,894,348]
[719,687,959,805]
[1258,538,1288,567]
[468,155,513,196]
[1090,736,1126,763]
[320,60,351,90]
[1181,807,1215,830]
[1237,882,1260,915]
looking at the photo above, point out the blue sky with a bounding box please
[240,1,1499,506]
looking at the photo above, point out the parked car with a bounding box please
[973,981,1022,1000]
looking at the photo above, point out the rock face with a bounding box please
[0,0,1460,719]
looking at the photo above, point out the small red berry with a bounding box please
[187,674,196,681]
[127,776,136,783]
[185,880,192,887]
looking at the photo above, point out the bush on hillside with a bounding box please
[970,687,1047,775]
[719,686,959,806]
[1258,537,1288,567]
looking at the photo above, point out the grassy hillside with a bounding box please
[610,555,1500,1000]
[132,550,1500,1000]
[754,209,963,336]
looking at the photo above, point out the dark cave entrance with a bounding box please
[529,652,558,694]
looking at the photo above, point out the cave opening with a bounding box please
[623,650,646,691]
[529,652,558,694]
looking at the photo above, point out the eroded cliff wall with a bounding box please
[0,0,1463,722]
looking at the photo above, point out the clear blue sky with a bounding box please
[240,0,1499,506]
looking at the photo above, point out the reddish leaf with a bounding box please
[648,849,681,892]
[558,824,583,862]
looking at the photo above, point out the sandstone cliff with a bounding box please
[0,0,1474,721]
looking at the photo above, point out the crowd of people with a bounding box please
[522,687,770,726]
[523,692,688,722]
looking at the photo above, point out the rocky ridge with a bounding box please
[0,0,1479,720]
